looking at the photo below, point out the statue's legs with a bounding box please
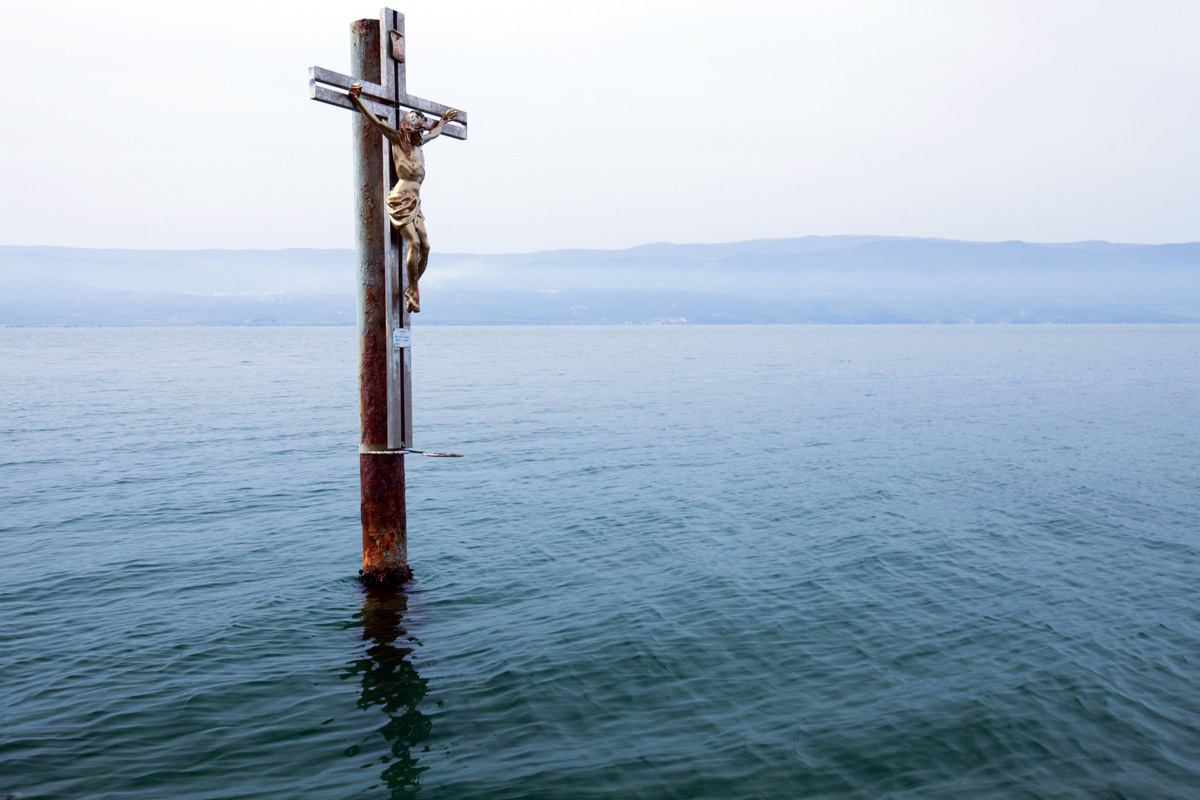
[413,217,431,282]
[398,221,422,312]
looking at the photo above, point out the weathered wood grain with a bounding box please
[309,78,466,140]
[388,6,408,94]
[394,12,416,446]
[380,7,409,449]
[310,65,393,103]
[309,81,394,119]
[399,93,468,126]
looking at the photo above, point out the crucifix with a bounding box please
[310,8,468,584]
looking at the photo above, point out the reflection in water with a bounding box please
[343,584,432,798]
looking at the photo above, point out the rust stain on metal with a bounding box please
[360,280,389,446]
[360,453,410,585]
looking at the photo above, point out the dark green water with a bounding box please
[2,325,1199,798]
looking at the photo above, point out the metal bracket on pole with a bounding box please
[359,444,463,457]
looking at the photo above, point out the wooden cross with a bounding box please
[309,7,468,451]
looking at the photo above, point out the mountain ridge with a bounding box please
[3,236,1198,324]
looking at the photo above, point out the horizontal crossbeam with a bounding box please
[310,82,395,121]
[309,65,468,140]
[311,66,392,104]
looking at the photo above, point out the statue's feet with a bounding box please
[404,288,420,313]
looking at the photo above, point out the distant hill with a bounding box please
[2,236,1199,324]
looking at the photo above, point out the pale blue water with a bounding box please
[2,325,1199,799]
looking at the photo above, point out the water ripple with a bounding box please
[2,325,1199,798]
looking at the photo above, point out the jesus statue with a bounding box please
[348,83,457,313]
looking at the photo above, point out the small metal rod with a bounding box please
[359,444,463,458]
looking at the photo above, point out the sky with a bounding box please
[2,0,1199,253]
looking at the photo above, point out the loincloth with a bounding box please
[386,188,424,229]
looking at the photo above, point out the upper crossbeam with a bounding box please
[309,66,468,140]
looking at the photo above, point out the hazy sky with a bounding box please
[2,0,1198,252]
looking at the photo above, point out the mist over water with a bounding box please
[2,325,1199,798]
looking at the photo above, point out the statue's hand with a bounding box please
[441,108,458,123]
[349,83,362,99]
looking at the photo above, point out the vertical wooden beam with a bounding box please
[381,7,413,450]
[353,17,409,584]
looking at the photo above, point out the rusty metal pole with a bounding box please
[352,18,410,584]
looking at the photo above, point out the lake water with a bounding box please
[2,325,1199,799]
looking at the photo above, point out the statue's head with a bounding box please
[399,110,429,133]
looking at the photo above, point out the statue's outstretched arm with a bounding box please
[348,84,402,144]
[422,109,458,143]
